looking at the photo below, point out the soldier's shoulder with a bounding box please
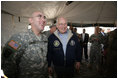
[6,30,30,47]
[110,29,117,36]
[4,31,29,52]
[10,33,22,42]
[91,34,95,36]
[43,30,50,35]
[11,31,29,41]
[42,30,51,38]
[41,33,48,41]
[89,34,94,37]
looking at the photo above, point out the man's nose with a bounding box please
[64,24,67,27]
[41,17,45,21]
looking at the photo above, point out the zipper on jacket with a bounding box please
[64,56,66,66]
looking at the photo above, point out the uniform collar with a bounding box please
[28,29,48,42]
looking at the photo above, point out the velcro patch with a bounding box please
[8,40,20,50]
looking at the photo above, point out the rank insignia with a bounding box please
[70,40,75,46]
[8,40,20,50]
[53,40,60,47]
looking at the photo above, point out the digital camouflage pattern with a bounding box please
[105,29,117,77]
[2,29,48,78]
[89,34,102,67]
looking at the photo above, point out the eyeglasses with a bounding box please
[58,23,67,26]
[33,14,46,20]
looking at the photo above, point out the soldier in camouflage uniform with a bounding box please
[1,11,48,78]
[88,26,102,71]
[105,29,117,77]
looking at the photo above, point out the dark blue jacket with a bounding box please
[47,30,82,67]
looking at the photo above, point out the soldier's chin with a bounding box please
[40,28,44,31]
[40,26,44,31]
[37,28,44,32]
[41,26,44,30]
[39,29,44,32]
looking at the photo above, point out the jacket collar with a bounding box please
[54,29,73,44]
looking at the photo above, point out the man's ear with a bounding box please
[29,18,33,24]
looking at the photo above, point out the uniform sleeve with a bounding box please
[98,34,104,44]
[75,35,82,62]
[1,34,23,78]
[47,36,53,67]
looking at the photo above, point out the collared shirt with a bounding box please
[82,33,85,41]
[58,30,68,56]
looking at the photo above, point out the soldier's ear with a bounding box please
[29,18,33,24]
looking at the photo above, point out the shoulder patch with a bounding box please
[8,40,20,50]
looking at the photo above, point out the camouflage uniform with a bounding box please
[105,29,117,77]
[99,32,108,50]
[43,30,51,38]
[2,29,48,78]
[89,34,102,68]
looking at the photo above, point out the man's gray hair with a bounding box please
[56,17,67,25]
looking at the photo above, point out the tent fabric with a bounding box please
[1,1,117,25]
[1,1,117,47]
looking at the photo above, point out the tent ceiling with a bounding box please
[1,1,117,26]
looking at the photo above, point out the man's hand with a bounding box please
[75,62,80,70]
[48,67,53,75]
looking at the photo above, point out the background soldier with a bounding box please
[105,29,117,77]
[88,26,102,72]
[43,24,57,38]
[2,11,48,78]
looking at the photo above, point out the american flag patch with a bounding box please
[8,40,20,50]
